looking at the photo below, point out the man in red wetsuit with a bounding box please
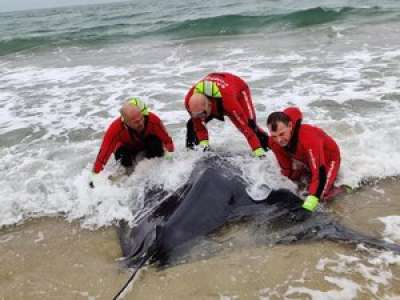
[89,98,174,188]
[185,72,269,157]
[267,107,341,219]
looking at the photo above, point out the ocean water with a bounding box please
[1,1,400,298]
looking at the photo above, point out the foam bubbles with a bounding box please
[378,216,400,243]
[286,276,360,300]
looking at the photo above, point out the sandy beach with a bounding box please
[0,217,128,300]
[1,179,400,300]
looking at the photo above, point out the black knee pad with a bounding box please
[144,135,164,158]
[115,146,136,167]
[186,119,198,149]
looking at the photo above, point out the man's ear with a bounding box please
[288,121,293,131]
[205,98,212,114]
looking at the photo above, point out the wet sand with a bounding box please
[1,179,400,300]
[0,218,128,300]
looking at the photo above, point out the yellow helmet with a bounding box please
[194,80,222,98]
[129,98,149,116]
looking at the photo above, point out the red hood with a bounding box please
[283,107,303,125]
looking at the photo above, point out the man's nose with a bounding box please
[277,137,286,145]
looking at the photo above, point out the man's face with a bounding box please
[189,94,210,121]
[121,108,145,132]
[269,121,293,147]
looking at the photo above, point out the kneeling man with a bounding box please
[267,107,341,216]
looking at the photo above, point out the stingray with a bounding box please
[113,154,400,299]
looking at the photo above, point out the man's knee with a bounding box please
[115,145,136,167]
[144,135,164,158]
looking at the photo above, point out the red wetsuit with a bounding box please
[269,107,341,200]
[184,72,264,151]
[92,112,174,173]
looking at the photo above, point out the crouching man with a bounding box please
[267,107,341,220]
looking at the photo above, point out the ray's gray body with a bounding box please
[118,155,400,269]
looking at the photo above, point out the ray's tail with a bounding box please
[326,222,400,253]
[112,255,149,300]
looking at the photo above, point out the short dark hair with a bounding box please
[267,112,290,131]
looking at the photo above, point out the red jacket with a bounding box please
[184,72,261,151]
[93,112,174,173]
[269,107,340,197]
